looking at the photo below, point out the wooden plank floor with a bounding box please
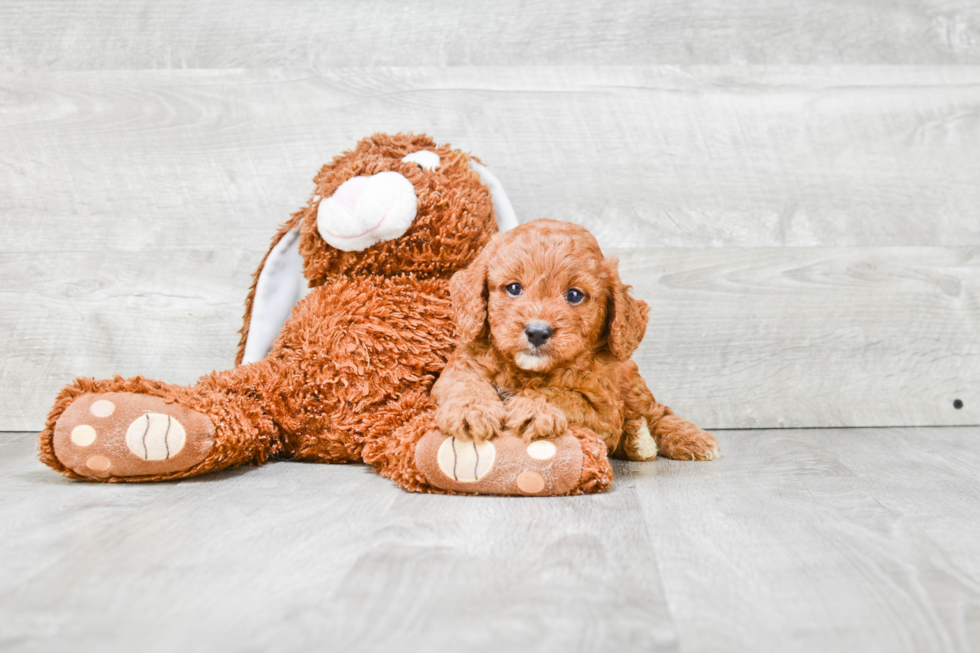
[3,426,979,652]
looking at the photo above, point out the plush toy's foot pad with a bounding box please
[415,431,583,496]
[52,393,215,480]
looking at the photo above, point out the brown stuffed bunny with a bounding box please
[38,133,522,485]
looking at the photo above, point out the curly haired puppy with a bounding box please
[431,219,719,468]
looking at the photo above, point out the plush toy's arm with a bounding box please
[431,348,505,442]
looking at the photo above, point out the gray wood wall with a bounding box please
[2,1,978,432]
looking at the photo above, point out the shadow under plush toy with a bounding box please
[39,132,717,495]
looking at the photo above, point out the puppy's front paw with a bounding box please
[505,396,568,442]
[435,399,505,442]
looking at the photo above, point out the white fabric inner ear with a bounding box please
[469,160,519,232]
[241,227,310,364]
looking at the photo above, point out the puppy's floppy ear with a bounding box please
[450,238,498,343]
[604,257,650,361]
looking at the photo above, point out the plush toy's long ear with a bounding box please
[236,215,309,366]
[450,238,499,343]
[605,257,650,361]
[468,161,519,232]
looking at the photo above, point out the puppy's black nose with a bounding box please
[524,322,553,348]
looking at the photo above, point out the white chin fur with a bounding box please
[515,353,550,371]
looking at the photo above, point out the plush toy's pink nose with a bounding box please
[316,171,418,252]
[331,177,368,210]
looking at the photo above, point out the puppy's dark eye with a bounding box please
[565,288,585,305]
[505,283,522,297]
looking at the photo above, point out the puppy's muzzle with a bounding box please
[524,322,554,348]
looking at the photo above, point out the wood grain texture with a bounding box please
[2,66,979,430]
[1,0,979,70]
[4,426,980,652]
[1,250,254,431]
[3,67,980,252]
[2,245,974,432]
[623,246,979,429]
[629,426,980,652]
[0,431,676,653]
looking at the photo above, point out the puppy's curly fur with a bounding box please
[432,219,719,462]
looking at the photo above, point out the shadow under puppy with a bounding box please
[403,219,719,496]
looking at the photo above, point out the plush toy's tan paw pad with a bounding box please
[436,437,496,482]
[415,431,583,496]
[52,393,215,480]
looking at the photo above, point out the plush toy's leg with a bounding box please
[364,405,613,496]
[39,361,287,482]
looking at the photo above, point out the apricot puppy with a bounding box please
[432,218,719,464]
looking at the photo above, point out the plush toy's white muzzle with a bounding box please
[316,171,418,252]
